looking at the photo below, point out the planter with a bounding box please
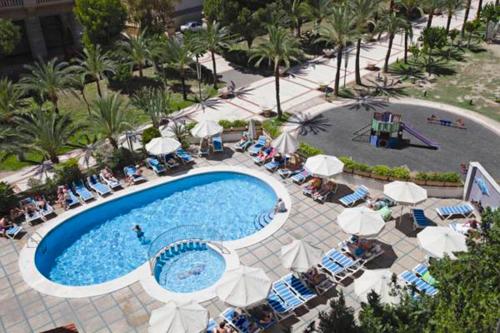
[413,179,427,186]
[444,182,463,187]
[426,180,445,187]
[343,167,354,174]
[354,170,372,177]
[371,174,390,181]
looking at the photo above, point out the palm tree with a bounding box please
[198,22,231,88]
[90,94,131,149]
[16,106,83,163]
[19,58,76,114]
[476,0,483,19]
[0,78,26,123]
[131,87,172,128]
[350,0,380,85]
[74,45,115,97]
[166,37,193,100]
[461,0,472,37]
[283,0,309,37]
[304,0,334,29]
[317,5,357,96]
[380,13,409,72]
[423,0,446,29]
[250,25,302,118]
[396,0,422,63]
[119,30,151,77]
[443,0,464,33]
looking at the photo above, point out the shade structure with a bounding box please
[417,227,467,259]
[384,181,427,206]
[215,266,271,308]
[190,120,223,138]
[304,154,344,178]
[281,239,323,272]
[145,137,181,156]
[355,269,400,304]
[337,207,385,237]
[148,301,208,333]
[272,131,298,155]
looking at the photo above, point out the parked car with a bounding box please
[180,21,203,33]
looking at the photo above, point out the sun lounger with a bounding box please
[73,181,95,202]
[221,308,261,333]
[326,249,362,272]
[2,224,23,239]
[146,157,166,175]
[248,136,267,156]
[277,167,302,178]
[413,263,437,286]
[436,203,474,220]
[339,185,370,207]
[313,183,338,203]
[99,172,121,190]
[234,135,253,152]
[267,291,293,316]
[282,274,316,302]
[124,166,147,184]
[212,135,224,153]
[378,206,392,221]
[253,148,276,165]
[87,175,112,197]
[264,157,287,172]
[272,280,305,310]
[399,271,438,296]
[20,198,45,224]
[319,255,348,281]
[411,208,432,229]
[291,169,311,184]
[65,189,80,208]
[176,148,194,163]
[206,319,217,333]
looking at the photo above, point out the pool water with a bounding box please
[156,248,226,293]
[36,172,276,286]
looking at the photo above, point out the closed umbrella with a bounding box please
[216,266,271,308]
[337,207,385,237]
[304,154,344,178]
[281,239,323,272]
[355,269,400,304]
[145,137,181,156]
[272,131,298,155]
[190,120,223,138]
[248,119,257,140]
[417,227,467,259]
[148,301,208,333]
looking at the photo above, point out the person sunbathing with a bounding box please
[34,194,48,211]
[102,167,118,183]
[313,181,336,200]
[0,217,13,237]
[238,133,248,145]
[126,165,143,185]
[427,114,438,122]
[456,118,465,128]
[305,177,322,191]
[303,267,326,286]
[9,207,24,222]
[256,146,272,159]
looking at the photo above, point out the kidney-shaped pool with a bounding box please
[34,170,278,287]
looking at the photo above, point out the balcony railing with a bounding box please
[0,0,72,9]
[0,0,23,9]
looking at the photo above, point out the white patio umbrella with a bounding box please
[148,300,208,333]
[304,154,344,178]
[337,207,386,237]
[417,227,467,259]
[145,137,181,156]
[355,269,400,304]
[384,181,428,206]
[190,119,223,138]
[281,239,323,272]
[215,266,271,308]
[272,131,298,155]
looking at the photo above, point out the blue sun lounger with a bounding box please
[176,148,194,163]
[267,291,293,316]
[399,271,438,296]
[212,135,224,153]
[3,224,23,239]
[221,308,260,333]
[436,203,474,220]
[65,188,80,208]
[339,185,370,207]
[326,249,362,272]
[124,166,147,184]
[282,274,316,302]
[272,280,305,310]
[264,157,287,172]
[233,135,253,151]
[206,319,217,333]
[146,157,166,175]
[291,169,311,184]
[248,135,267,156]
[319,255,348,281]
[413,263,437,286]
[277,167,302,178]
[73,180,95,202]
[411,208,432,229]
[87,175,112,197]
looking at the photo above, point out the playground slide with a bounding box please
[400,122,439,149]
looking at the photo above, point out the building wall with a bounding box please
[464,162,500,210]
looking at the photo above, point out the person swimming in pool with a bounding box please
[132,225,145,243]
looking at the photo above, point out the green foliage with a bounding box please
[218,119,248,129]
[184,121,197,132]
[422,26,448,51]
[297,142,323,157]
[55,158,84,186]
[124,0,177,33]
[90,94,131,148]
[131,87,172,127]
[141,126,161,145]
[313,292,360,333]
[74,0,127,46]
[262,113,290,138]
[99,147,143,175]
[203,0,223,24]
[0,77,27,123]
[0,19,21,55]
[0,182,18,216]
[372,165,392,177]
[390,166,411,180]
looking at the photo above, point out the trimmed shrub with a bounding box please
[142,127,161,145]
[218,120,233,129]
[298,143,323,158]
[390,166,411,180]
[372,165,392,177]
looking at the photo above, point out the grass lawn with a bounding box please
[402,44,500,122]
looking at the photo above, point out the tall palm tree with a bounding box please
[166,37,193,100]
[90,94,131,149]
[74,45,115,97]
[380,13,409,72]
[304,0,334,29]
[119,30,151,77]
[317,5,357,96]
[283,0,309,37]
[396,0,422,63]
[0,78,26,123]
[197,22,231,88]
[351,0,380,85]
[461,0,472,37]
[250,25,302,118]
[476,0,483,19]
[16,106,83,163]
[131,87,172,128]
[443,0,464,33]
[19,58,76,114]
[423,0,446,28]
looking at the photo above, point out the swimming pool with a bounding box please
[34,171,277,287]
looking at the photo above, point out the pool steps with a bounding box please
[154,240,208,277]
[254,211,275,230]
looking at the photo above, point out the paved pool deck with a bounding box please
[0,150,475,333]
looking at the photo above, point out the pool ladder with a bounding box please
[254,210,275,230]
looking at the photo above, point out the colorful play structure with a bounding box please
[353,111,439,150]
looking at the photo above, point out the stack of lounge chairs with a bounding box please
[339,185,370,207]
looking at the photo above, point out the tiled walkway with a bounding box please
[0,150,472,333]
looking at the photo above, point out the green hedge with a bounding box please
[297,142,324,158]
[218,119,249,129]
[142,127,161,145]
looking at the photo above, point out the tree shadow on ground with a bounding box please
[109,76,163,96]
[287,113,331,136]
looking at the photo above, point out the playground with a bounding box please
[299,102,500,178]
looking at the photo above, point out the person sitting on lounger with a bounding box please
[102,167,119,183]
[303,267,326,286]
[200,138,210,152]
[313,181,336,200]
[0,217,13,237]
[126,166,143,185]
[34,194,48,211]
[274,198,287,213]
[256,146,272,159]
[9,207,24,222]
[305,177,322,191]
[238,133,248,145]
[215,321,233,333]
